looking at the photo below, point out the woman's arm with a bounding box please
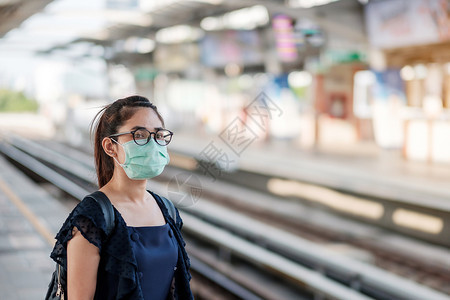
[67,227,100,300]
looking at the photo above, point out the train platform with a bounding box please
[169,128,450,206]
[0,155,71,300]
[168,128,450,248]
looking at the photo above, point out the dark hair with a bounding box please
[90,95,165,188]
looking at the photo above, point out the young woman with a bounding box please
[49,95,193,299]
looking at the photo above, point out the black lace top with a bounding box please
[50,190,193,300]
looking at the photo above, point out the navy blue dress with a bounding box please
[128,222,179,300]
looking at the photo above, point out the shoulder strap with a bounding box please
[160,196,177,222]
[87,191,115,236]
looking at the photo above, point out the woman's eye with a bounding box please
[134,129,148,139]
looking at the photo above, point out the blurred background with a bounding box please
[1,0,450,159]
[0,0,450,299]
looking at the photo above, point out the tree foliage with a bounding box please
[0,89,39,112]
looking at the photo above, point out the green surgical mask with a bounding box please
[113,139,170,180]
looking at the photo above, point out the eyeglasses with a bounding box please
[109,127,173,146]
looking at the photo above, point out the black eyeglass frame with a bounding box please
[109,127,173,146]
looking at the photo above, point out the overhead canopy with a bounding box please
[0,0,54,38]
[36,0,366,62]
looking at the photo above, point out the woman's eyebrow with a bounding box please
[130,126,145,131]
[130,126,164,131]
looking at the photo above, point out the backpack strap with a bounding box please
[160,195,177,223]
[87,191,115,236]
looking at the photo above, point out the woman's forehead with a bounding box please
[121,108,162,130]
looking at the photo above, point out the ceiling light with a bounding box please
[124,37,155,53]
[156,25,204,44]
[140,0,223,12]
[200,5,269,31]
[288,0,340,9]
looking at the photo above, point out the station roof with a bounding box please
[0,0,366,61]
[0,0,54,38]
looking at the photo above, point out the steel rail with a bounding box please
[0,141,88,200]
[176,198,450,300]
[181,211,373,300]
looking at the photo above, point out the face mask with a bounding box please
[112,139,170,180]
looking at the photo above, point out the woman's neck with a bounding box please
[101,170,149,204]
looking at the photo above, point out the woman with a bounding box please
[49,95,193,299]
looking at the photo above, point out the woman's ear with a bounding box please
[102,137,116,157]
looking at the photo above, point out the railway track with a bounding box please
[168,134,450,249]
[188,187,450,294]
[0,135,449,300]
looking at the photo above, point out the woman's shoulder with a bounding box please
[58,192,113,237]
[72,193,106,219]
[51,192,113,257]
